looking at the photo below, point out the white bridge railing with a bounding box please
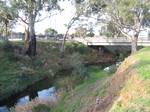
[73,36,150,46]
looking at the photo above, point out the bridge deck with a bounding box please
[73,37,150,46]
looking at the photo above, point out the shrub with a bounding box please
[55,75,82,92]
[66,42,88,54]
[1,40,14,52]
[0,40,20,61]
[69,52,88,78]
[32,104,51,112]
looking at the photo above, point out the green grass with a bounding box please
[133,47,150,79]
[50,47,150,112]
[0,41,100,101]
[110,47,150,112]
[32,104,51,112]
[51,67,111,112]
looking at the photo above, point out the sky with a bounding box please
[5,0,150,36]
[13,0,77,34]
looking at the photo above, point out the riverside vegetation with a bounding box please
[0,40,117,110]
[0,40,100,101]
[48,47,150,112]
[2,40,145,112]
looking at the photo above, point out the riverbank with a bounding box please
[109,47,150,111]
[12,66,112,112]
[42,47,150,112]
[50,67,112,112]
[0,41,115,105]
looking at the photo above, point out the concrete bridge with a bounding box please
[73,36,150,46]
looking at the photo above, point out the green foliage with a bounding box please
[11,0,59,12]
[88,0,150,53]
[51,67,110,112]
[111,47,150,112]
[107,22,122,37]
[0,42,52,100]
[66,42,89,54]
[133,47,150,79]
[86,27,95,37]
[0,40,18,60]
[55,75,82,92]
[74,26,87,37]
[86,32,95,37]
[55,52,88,91]
[32,104,51,112]
[0,41,100,101]
[0,0,16,36]
[45,28,58,36]
[69,52,88,78]
[107,0,149,27]
[112,97,150,112]
[102,32,114,37]
[88,0,106,13]
[115,0,136,24]
[1,40,14,52]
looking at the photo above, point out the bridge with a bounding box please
[73,36,150,46]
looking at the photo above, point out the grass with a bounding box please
[0,41,100,101]
[50,67,111,112]
[32,104,51,112]
[48,47,150,112]
[110,47,150,112]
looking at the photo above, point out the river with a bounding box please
[0,62,119,112]
[0,78,56,112]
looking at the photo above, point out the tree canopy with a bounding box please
[45,28,58,36]
[9,0,60,56]
[86,0,150,53]
[0,0,16,37]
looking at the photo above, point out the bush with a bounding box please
[55,75,82,92]
[66,42,89,54]
[32,104,51,112]
[1,40,14,52]
[55,53,88,91]
[1,40,19,60]
[69,52,88,78]
[32,56,43,67]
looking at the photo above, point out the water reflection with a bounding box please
[38,87,55,99]
[16,96,29,105]
[0,106,9,112]
[0,87,56,112]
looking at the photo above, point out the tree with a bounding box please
[60,14,80,58]
[86,27,95,37]
[45,28,58,36]
[88,0,150,53]
[11,0,59,56]
[74,26,87,38]
[60,0,93,57]
[100,22,122,37]
[59,0,90,58]
[0,1,15,38]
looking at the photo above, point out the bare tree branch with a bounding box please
[18,16,28,24]
[60,13,80,57]
[35,12,58,23]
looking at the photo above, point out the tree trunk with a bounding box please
[131,34,138,54]
[5,21,8,40]
[26,14,36,56]
[60,29,69,58]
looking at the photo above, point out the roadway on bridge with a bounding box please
[73,37,150,46]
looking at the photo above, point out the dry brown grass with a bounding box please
[11,95,58,112]
[90,55,140,112]
[117,72,146,106]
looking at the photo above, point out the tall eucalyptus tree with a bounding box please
[0,0,15,38]
[11,0,59,56]
[82,0,150,53]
